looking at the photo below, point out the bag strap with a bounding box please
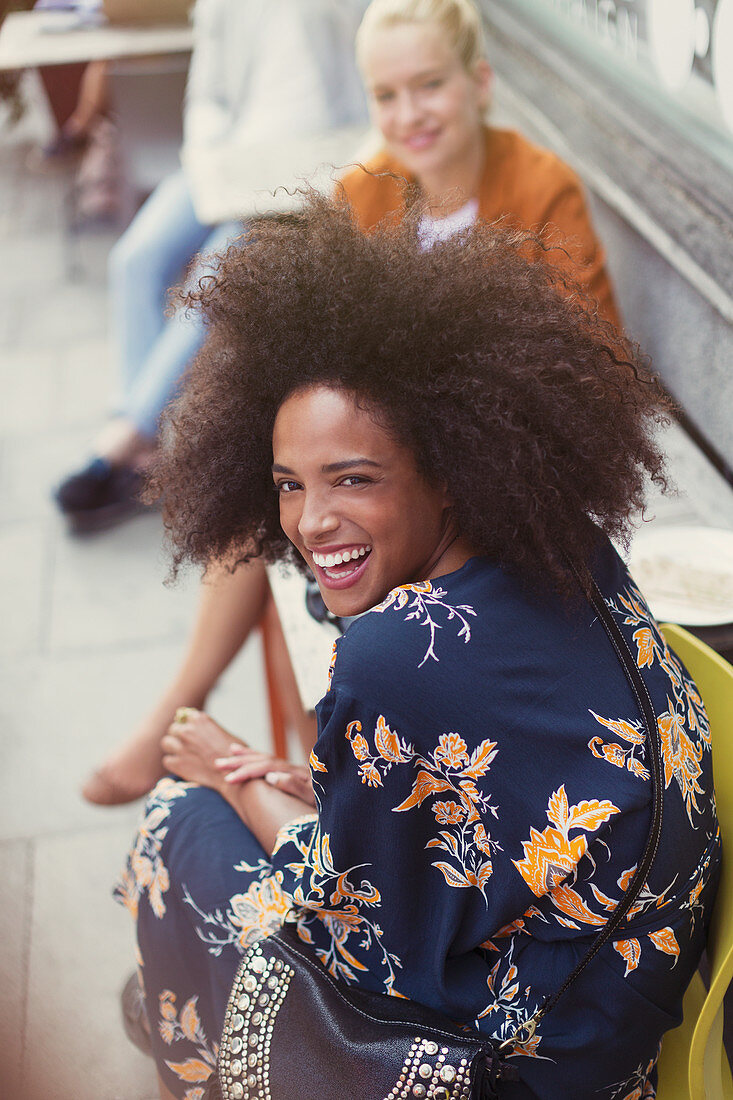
[500,574,664,1049]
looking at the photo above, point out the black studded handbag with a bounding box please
[203,578,664,1100]
[207,920,517,1100]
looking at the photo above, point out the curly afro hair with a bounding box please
[149,189,671,594]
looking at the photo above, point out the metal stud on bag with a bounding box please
[218,942,293,1100]
[218,938,480,1100]
[382,1037,471,1100]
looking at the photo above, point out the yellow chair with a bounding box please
[656,623,733,1100]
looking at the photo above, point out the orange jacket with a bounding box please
[340,126,620,329]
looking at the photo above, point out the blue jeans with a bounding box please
[109,169,241,438]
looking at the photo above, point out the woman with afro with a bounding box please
[118,195,718,1100]
[84,0,620,808]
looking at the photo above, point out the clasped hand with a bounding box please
[161,707,316,807]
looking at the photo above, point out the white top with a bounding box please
[181,0,372,222]
[418,198,479,250]
[183,0,369,151]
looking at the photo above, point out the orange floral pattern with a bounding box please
[658,703,704,821]
[345,718,499,899]
[680,838,720,933]
[116,777,196,920]
[477,938,549,1060]
[309,748,328,773]
[326,640,338,691]
[588,712,650,780]
[274,818,403,992]
[595,584,711,824]
[513,786,619,897]
[181,856,291,955]
[346,716,415,788]
[511,783,694,983]
[158,990,217,1100]
[603,1047,660,1100]
[275,718,501,998]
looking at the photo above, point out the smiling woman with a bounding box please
[148,194,646,596]
[355,0,492,213]
[83,0,622,811]
[272,386,471,617]
[119,195,720,1100]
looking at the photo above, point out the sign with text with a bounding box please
[507,0,733,134]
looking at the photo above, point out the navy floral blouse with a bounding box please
[118,540,719,1100]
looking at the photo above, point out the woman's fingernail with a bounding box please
[265,772,285,785]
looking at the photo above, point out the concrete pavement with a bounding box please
[0,80,270,1100]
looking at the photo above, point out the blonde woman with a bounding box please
[345,0,618,325]
[85,0,619,807]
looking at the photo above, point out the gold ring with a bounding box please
[175,706,196,724]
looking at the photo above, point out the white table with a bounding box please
[0,9,193,71]
[0,10,194,272]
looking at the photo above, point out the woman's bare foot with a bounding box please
[82,738,166,805]
[82,694,204,805]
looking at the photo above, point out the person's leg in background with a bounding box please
[82,557,319,806]
[59,59,109,147]
[83,559,270,805]
[54,170,230,530]
[37,63,87,133]
[121,216,242,441]
[110,169,212,407]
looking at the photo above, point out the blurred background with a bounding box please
[0,0,731,1097]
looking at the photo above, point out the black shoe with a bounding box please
[120,972,152,1056]
[54,457,146,532]
[41,129,86,160]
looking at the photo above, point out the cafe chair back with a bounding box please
[656,623,733,1100]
